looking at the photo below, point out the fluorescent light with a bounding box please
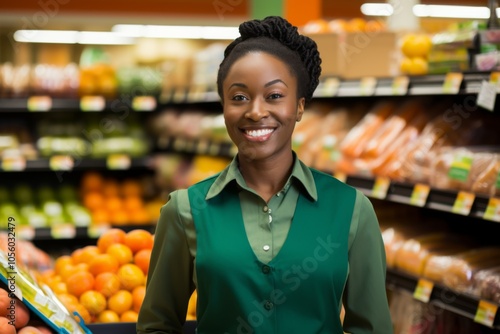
[112,24,239,40]
[14,30,79,44]
[360,3,394,17]
[413,5,490,19]
[13,30,135,44]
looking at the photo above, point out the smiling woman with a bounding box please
[137,16,394,334]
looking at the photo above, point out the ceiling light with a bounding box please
[360,3,394,16]
[112,24,239,40]
[13,30,135,45]
[413,5,490,19]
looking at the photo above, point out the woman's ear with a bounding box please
[297,97,305,122]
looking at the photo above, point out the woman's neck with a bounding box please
[238,151,294,202]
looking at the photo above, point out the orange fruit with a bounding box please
[120,310,138,322]
[401,34,432,58]
[49,280,68,295]
[107,290,133,315]
[97,228,126,253]
[123,196,143,211]
[94,272,121,298]
[346,18,366,32]
[56,293,79,310]
[73,303,92,324]
[81,172,104,193]
[129,208,151,225]
[105,196,123,212]
[66,271,95,297]
[124,230,153,254]
[107,243,133,266]
[134,249,151,275]
[89,254,119,276]
[109,210,130,225]
[408,57,428,75]
[117,263,145,291]
[365,19,385,32]
[84,192,104,211]
[72,245,101,265]
[102,180,120,197]
[54,255,73,275]
[121,180,143,198]
[92,210,109,224]
[97,310,120,323]
[132,285,146,313]
[79,290,107,315]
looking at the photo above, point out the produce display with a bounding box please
[38,228,153,324]
[301,18,387,34]
[399,33,432,75]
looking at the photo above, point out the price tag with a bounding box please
[392,76,409,95]
[87,224,111,239]
[196,139,209,154]
[334,172,347,183]
[360,77,377,96]
[49,155,74,171]
[106,154,131,170]
[413,278,434,303]
[490,72,500,92]
[314,77,340,97]
[474,300,498,328]
[185,140,196,153]
[442,72,463,94]
[17,225,35,240]
[27,96,52,111]
[477,80,497,112]
[1,156,26,171]
[50,224,76,239]
[372,177,390,199]
[80,96,105,111]
[452,191,475,215]
[132,96,157,111]
[484,197,500,222]
[208,142,222,156]
[173,138,187,151]
[410,184,430,207]
[173,87,187,103]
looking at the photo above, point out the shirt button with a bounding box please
[262,265,271,274]
[264,301,274,310]
[263,245,270,251]
[263,206,269,212]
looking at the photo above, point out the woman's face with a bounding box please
[222,51,305,162]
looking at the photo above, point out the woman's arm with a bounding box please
[342,192,394,334]
[137,190,195,334]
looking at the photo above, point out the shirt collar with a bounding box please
[206,152,318,201]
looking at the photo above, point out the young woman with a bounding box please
[137,16,393,334]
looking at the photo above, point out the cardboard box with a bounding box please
[307,32,398,79]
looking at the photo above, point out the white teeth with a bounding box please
[245,129,274,137]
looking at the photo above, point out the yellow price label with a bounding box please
[392,76,409,95]
[17,225,35,240]
[80,96,105,111]
[410,184,430,207]
[452,191,475,215]
[474,300,498,328]
[372,177,390,199]
[49,155,74,171]
[1,156,26,171]
[87,224,111,238]
[27,96,52,111]
[50,224,76,239]
[334,172,347,183]
[360,77,377,96]
[106,154,131,170]
[490,72,500,92]
[413,279,434,303]
[132,96,157,111]
[484,198,500,222]
[442,72,463,94]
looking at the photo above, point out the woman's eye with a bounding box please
[268,93,283,99]
[231,94,247,101]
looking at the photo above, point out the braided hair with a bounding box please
[217,16,322,104]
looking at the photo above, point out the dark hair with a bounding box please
[217,16,322,104]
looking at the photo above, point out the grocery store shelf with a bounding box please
[338,174,497,223]
[157,137,236,157]
[0,95,158,112]
[386,268,500,329]
[0,156,154,172]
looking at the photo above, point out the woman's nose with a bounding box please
[245,99,269,121]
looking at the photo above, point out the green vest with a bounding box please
[188,169,356,334]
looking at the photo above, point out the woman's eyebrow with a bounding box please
[265,79,287,87]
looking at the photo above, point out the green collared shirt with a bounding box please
[138,154,392,333]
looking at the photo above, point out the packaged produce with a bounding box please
[471,155,500,197]
[293,109,328,165]
[424,247,500,292]
[472,266,500,303]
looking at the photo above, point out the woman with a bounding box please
[137,16,393,334]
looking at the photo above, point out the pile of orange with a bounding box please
[399,34,432,75]
[39,228,153,324]
[81,172,163,226]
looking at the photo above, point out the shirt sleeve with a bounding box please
[342,191,394,334]
[137,190,195,334]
